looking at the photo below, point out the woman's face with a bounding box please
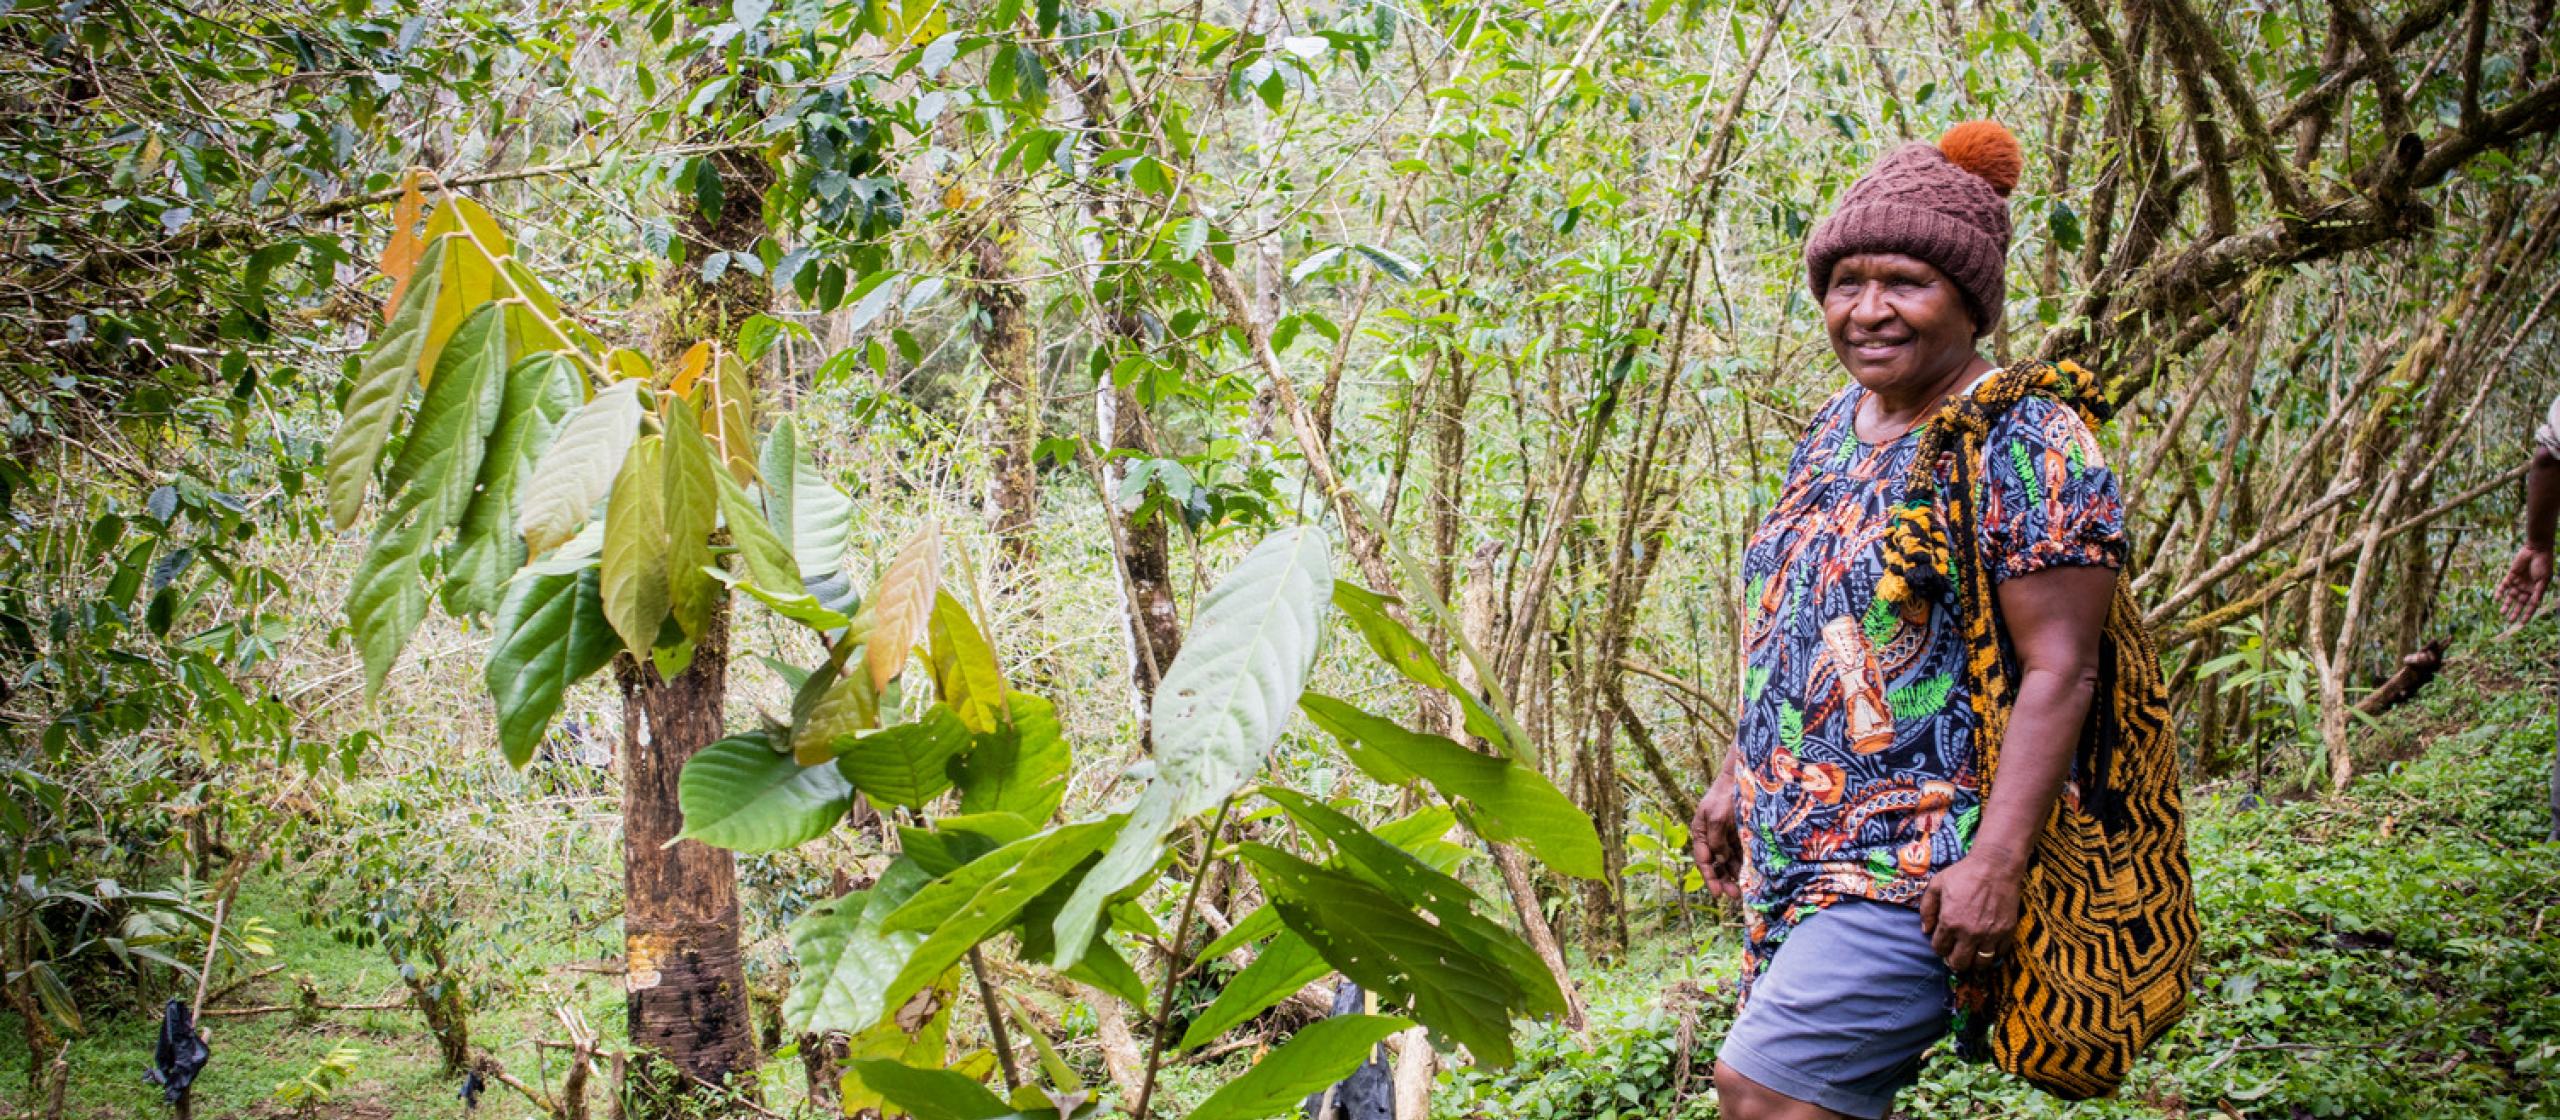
[1821,252,1978,394]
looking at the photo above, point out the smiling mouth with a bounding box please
[1850,339,1911,357]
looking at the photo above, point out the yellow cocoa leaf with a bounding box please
[668,340,714,399]
[418,234,499,386]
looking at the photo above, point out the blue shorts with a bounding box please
[1717,898,1953,1119]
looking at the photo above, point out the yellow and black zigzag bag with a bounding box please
[1876,360,2199,1100]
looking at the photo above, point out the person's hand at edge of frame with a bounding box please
[1692,762,1744,901]
[2495,545,2552,628]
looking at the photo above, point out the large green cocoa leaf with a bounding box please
[343,514,436,698]
[600,434,670,657]
[1329,579,1524,759]
[1260,787,1563,1018]
[1050,527,1332,968]
[343,303,509,693]
[518,380,642,557]
[759,418,856,614]
[894,813,1034,877]
[381,302,509,517]
[1175,928,1327,1051]
[954,693,1067,823]
[326,237,449,530]
[485,565,619,767]
[1187,1014,1411,1120]
[1243,843,1525,1066]
[1297,693,1603,879]
[784,858,929,1034]
[715,467,800,596]
[836,703,970,809]
[872,818,1119,1027]
[838,1060,1021,1120]
[677,730,855,853]
[444,352,582,617]
[661,398,722,643]
[1192,806,1465,964]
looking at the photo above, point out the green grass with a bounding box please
[2,870,621,1119]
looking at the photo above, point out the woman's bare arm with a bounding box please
[1919,562,2114,967]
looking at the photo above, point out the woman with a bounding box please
[1690,121,2124,1120]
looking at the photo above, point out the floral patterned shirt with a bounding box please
[1731,377,2126,987]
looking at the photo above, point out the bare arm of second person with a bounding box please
[2495,443,2560,624]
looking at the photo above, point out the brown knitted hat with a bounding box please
[1804,121,2021,337]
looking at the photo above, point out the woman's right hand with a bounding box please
[1691,768,1743,900]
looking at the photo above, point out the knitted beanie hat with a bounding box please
[1803,121,2022,337]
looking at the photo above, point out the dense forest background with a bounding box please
[3,0,2558,1116]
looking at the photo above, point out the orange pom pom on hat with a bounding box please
[1804,120,2022,337]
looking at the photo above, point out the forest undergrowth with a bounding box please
[7,617,2552,1119]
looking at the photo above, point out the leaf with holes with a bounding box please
[1050,527,1331,967]
[678,730,855,853]
[1261,786,1562,1017]
[486,566,620,767]
[519,380,643,557]
[836,704,970,809]
[1193,806,1463,965]
[1189,1013,1411,1120]
[864,520,941,690]
[1243,843,1526,1066]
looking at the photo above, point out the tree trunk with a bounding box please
[1102,379,1182,702]
[967,199,1040,572]
[615,609,758,1107]
[1043,41,1181,709]
[1388,1025,1434,1120]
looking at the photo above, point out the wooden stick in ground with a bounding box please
[472,1049,565,1119]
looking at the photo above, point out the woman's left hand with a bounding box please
[1918,850,2025,970]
